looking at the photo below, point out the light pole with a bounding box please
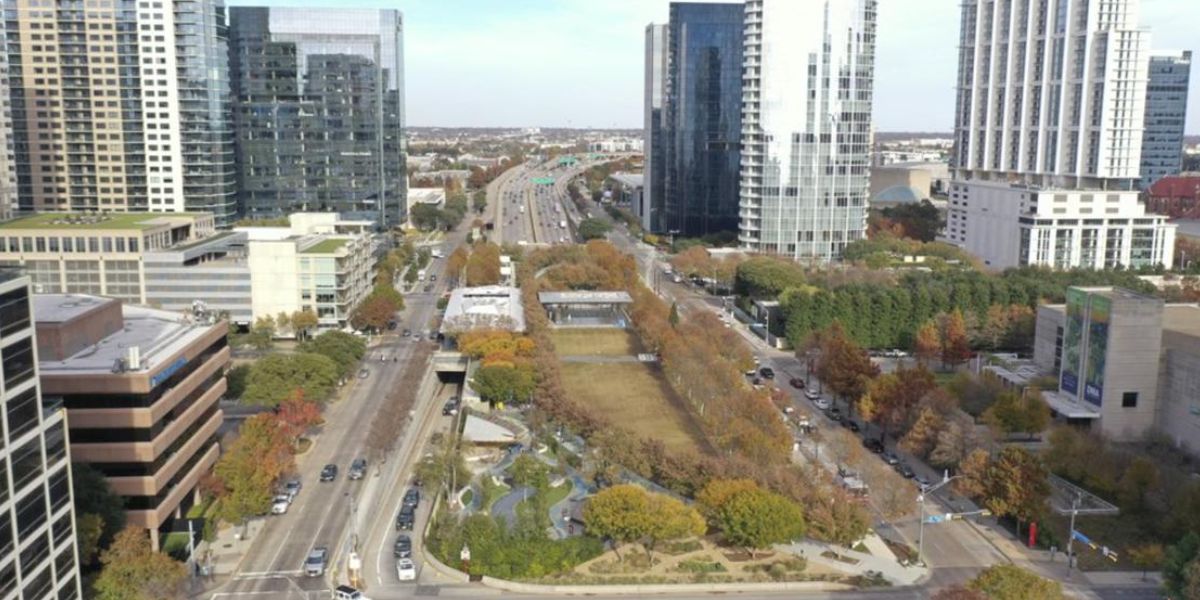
[916,473,963,567]
[1065,494,1081,576]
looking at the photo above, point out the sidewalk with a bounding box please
[778,539,926,586]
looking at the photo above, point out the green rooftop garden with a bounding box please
[301,238,349,254]
[0,212,204,231]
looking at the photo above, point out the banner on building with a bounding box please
[1060,288,1086,395]
[1084,295,1111,406]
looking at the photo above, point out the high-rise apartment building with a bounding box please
[0,17,16,222]
[945,0,1175,269]
[659,3,743,238]
[737,0,877,261]
[1140,51,1192,189]
[0,273,83,599]
[1,0,238,225]
[33,293,227,549]
[642,24,668,233]
[228,7,407,227]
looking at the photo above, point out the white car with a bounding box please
[271,495,290,515]
[396,558,417,581]
[812,396,831,411]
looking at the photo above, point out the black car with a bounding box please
[827,411,845,424]
[348,458,367,480]
[319,464,338,482]
[759,367,775,379]
[845,420,861,433]
[863,438,885,454]
[395,506,415,531]
[393,535,413,559]
[402,329,411,337]
[788,378,805,390]
[387,320,398,331]
[896,463,916,478]
[442,398,459,416]
[403,488,420,509]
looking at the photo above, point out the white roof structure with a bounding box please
[441,286,525,334]
[462,415,518,445]
[538,291,633,305]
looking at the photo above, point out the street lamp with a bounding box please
[916,473,963,567]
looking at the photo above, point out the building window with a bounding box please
[2,338,35,391]
[1122,392,1138,408]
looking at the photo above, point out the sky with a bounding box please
[234,0,1200,134]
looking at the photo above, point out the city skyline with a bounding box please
[234,0,1200,133]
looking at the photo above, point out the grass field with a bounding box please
[551,328,640,357]
[559,362,704,454]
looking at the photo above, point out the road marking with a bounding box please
[232,569,303,578]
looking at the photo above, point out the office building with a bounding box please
[659,3,743,238]
[1030,286,1200,455]
[642,23,669,232]
[34,294,227,548]
[1,0,238,225]
[1140,51,1192,189]
[945,0,1175,269]
[0,17,15,222]
[737,0,877,261]
[228,7,407,227]
[0,273,83,599]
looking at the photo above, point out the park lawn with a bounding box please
[551,328,639,357]
[559,362,704,454]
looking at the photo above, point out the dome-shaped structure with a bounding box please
[871,185,924,206]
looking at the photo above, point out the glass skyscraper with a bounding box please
[642,24,668,233]
[228,7,407,228]
[1140,51,1192,189]
[661,3,743,238]
[737,0,877,261]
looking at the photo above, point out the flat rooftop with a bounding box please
[33,294,218,376]
[443,286,525,333]
[0,212,204,231]
[1163,304,1200,339]
[301,238,349,254]
[538,290,633,305]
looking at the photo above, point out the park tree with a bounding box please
[351,294,399,332]
[298,330,367,377]
[913,320,941,366]
[1128,543,1165,581]
[72,462,126,565]
[805,489,871,546]
[644,493,705,555]
[880,200,944,242]
[472,190,487,212]
[464,242,502,285]
[276,391,322,447]
[714,487,806,555]
[275,311,292,337]
[577,218,612,241]
[447,246,470,283]
[510,454,549,490]
[967,564,1063,600]
[93,526,189,600]
[471,364,536,406]
[857,365,936,441]
[1164,533,1200,598]
[929,412,983,469]
[734,256,807,298]
[290,308,319,341]
[696,479,761,522]
[816,322,879,406]
[583,485,653,556]
[899,406,945,459]
[212,413,292,523]
[1117,456,1160,513]
[939,309,971,368]
[242,352,340,407]
[958,447,1049,536]
[410,203,444,230]
[982,390,1050,439]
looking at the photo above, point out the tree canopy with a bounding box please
[967,564,1063,600]
[72,462,126,565]
[298,330,366,377]
[93,526,188,600]
[577,218,612,241]
[242,352,340,407]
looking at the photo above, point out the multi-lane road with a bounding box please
[488,158,594,247]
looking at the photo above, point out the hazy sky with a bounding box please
[233,0,1200,133]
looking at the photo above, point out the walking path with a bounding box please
[778,540,927,586]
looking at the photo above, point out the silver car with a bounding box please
[304,546,328,577]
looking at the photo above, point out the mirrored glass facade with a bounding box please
[229,7,407,227]
[661,3,743,238]
[1140,51,1191,189]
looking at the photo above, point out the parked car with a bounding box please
[358,368,370,380]
[863,438,885,453]
[271,495,290,515]
[914,474,932,490]
[826,411,844,424]
[845,420,861,433]
[396,558,417,581]
[395,505,415,530]
[283,478,302,501]
[759,367,775,379]
[805,389,820,401]
[304,546,329,577]
[812,397,831,411]
[402,329,411,337]
[348,458,367,480]
[393,535,413,559]
[442,398,460,416]
[320,464,338,482]
[788,378,805,390]
[882,451,901,466]
[896,463,916,478]
[387,320,398,331]
[403,488,421,509]
[429,274,437,282]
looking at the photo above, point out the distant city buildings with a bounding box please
[1140,51,1192,189]
[737,0,877,261]
[1,0,239,225]
[228,7,407,227]
[587,138,643,154]
[945,0,1175,270]
[0,273,83,598]
[661,2,743,238]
